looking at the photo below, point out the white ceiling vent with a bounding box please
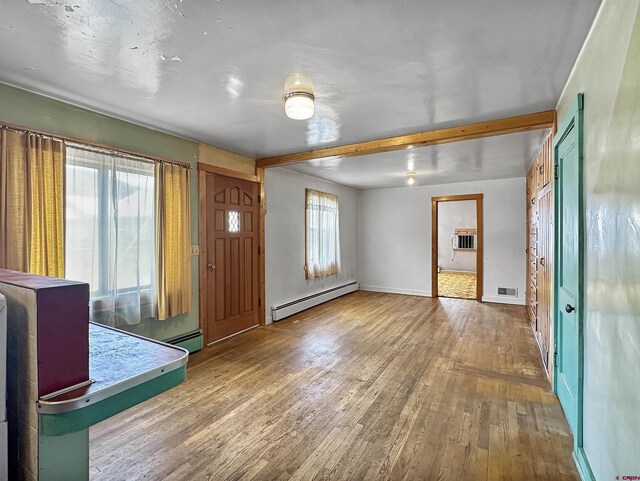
[498,287,518,297]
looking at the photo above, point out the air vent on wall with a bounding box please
[498,287,518,297]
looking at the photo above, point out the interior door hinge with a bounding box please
[554,165,559,179]
[258,194,261,203]
[553,351,558,367]
[258,298,261,307]
[258,245,261,255]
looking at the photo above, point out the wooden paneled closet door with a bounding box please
[527,166,538,329]
[526,130,554,377]
[205,174,260,344]
[537,188,553,368]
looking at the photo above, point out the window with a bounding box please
[305,189,340,279]
[65,145,156,325]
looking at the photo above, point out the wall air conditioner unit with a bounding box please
[453,228,477,250]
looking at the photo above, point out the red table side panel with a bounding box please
[0,269,85,290]
[37,285,90,397]
[0,269,91,398]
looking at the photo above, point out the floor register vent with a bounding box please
[497,287,518,297]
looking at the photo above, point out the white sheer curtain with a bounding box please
[305,189,340,279]
[65,145,156,326]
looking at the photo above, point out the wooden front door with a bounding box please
[205,174,260,344]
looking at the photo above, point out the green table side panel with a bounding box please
[172,334,203,353]
[39,429,89,481]
[40,367,186,437]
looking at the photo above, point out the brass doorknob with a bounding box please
[207,263,215,270]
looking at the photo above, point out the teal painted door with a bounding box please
[555,121,581,435]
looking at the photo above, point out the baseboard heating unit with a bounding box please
[271,281,359,321]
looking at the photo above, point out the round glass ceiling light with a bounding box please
[406,171,416,185]
[284,91,315,120]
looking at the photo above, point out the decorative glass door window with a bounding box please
[228,210,240,232]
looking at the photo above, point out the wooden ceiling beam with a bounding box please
[256,110,555,168]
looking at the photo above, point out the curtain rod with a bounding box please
[65,142,191,170]
[0,121,193,170]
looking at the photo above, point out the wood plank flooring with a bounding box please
[89,291,578,481]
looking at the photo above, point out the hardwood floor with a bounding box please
[89,291,578,481]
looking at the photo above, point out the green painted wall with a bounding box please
[556,0,640,478]
[0,82,200,342]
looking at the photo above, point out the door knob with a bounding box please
[565,304,575,313]
[207,263,215,270]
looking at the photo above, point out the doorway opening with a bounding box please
[431,194,483,301]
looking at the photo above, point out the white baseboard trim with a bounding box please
[360,285,432,297]
[482,296,526,305]
[271,281,359,321]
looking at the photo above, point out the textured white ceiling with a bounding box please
[284,130,548,189]
[0,0,599,158]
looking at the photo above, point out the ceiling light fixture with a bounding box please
[284,91,315,120]
[406,171,416,185]
[284,73,315,120]
[407,152,416,171]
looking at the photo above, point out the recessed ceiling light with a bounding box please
[406,171,416,185]
[284,73,315,120]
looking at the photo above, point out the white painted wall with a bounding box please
[357,187,431,297]
[556,0,640,477]
[437,200,477,272]
[358,177,526,304]
[264,168,358,323]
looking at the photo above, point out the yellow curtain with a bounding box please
[0,128,64,276]
[155,162,191,320]
[27,134,65,277]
